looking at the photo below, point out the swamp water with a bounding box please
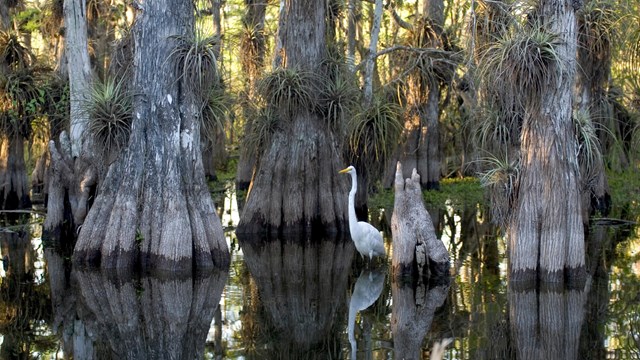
[0,186,638,359]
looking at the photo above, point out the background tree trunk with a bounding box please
[44,0,96,240]
[0,134,30,209]
[236,0,348,234]
[202,0,226,181]
[73,0,229,272]
[389,0,445,190]
[508,0,585,284]
[236,0,268,192]
[575,2,611,218]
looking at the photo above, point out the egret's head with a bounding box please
[339,165,355,174]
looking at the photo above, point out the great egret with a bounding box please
[339,165,386,261]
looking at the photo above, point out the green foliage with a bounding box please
[607,169,640,216]
[369,177,485,210]
[258,67,318,117]
[85,78,133,156]
[0,69,45,137]
[15,8,42,33]
[347,96,402,165]
[168,30,220,100]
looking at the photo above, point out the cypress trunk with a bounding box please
[73,0,229,272]
[508,0,585,284]
[236,0,268,192]
[236,0,348,234]
[0,134,30,209]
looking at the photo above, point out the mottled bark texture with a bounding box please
[44,133,96,241]
[73,0,229,272]
[239,234,353,355]
[44,0,94,241]
[73,268,228,358]
[0,134,30,209]
[509,286,587,360]
[236,1,348,234]
[391,162,450,281]
[236,0,268,191]
[508,0,585,284]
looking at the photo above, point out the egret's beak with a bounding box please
[339,167,350,174]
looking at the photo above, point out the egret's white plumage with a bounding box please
[339,165,386,260]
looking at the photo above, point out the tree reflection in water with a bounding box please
[237,233,354,359]
[2,194,640,359]
[45,250,228,359]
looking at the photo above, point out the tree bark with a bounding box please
[508,0,585,284]
[391,162,449,280]
[236,0,348,234]
[44,0,96,241]
[64,0,92,157]
[362,0,383,105]
[236,0,268,192]
[0,134,30,209]
[73,0,229,272]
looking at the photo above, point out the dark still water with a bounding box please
[0,198,638,359]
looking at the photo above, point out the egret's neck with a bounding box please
[348,171,358,227]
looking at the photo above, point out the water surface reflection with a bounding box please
[46,248,228,359]
[237,233,354,359]
[1,199,640,359]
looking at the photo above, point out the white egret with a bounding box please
[339,165,386,261]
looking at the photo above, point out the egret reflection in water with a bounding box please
[348,267,385,359]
